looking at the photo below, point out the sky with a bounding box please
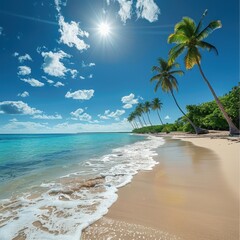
[0,0,239,133]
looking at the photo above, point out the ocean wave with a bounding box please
[0,135,164,240]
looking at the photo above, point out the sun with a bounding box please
[98,22,111,37]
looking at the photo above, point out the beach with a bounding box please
[82,133,239,239]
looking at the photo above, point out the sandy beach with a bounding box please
[82,133,239,240]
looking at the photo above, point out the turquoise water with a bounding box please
[0,133,146,196]
[0,133,165,240]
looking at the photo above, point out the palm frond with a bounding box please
[158,58,168,70]
[196,41,219,55]
[195,9,208,35]
[150,74,162,83]
[154,81,162,93]
[174,17,196,38]
[197,20,222,40]
[151,65,161,72]
[168,32,189,44]
[184,47,201,69]
[169,70,184,76]
[168,44,185,64]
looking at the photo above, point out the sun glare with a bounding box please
[98,22,111,37]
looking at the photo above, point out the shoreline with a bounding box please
[82,132,239,239]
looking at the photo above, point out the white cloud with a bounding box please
[0,26,3,35]
[136,0,160,22]
[79,76,85,80]
[88,74,93,79]
[17,91,29,98]
[18,66,31,76]
[69,69,78,78]
[41,50,71,78]
[54,0,67,12]
[18,53,33,63]
[98,109,125,121]
[121,93,139,109]
[13,52,19,57]
[65,89,94,100]
[58,15,90,51]
[54,81,65,87]
[42,76,54,84]
[70,108,92,122]
[0,101,42,115]
[21,78,45,87]
[164,115,170,120]
[32,114,62,120]
[117,0,133,24]
[82,61,96,67]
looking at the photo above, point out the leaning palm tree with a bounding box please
[151,58,207,134]
[151,98,164,125]
[127,115,135,129]
[136,103,147,126]
[143,101,152,126]
[168,10,239,135]
[134,107,144,128]
[131,112,139,129]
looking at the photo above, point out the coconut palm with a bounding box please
[127,114,135,129]
[168,10,239,135]
[134,107,144,128]
[151,98,164,125]
[143,101,152,126]
[136,103,147,126]
[151,58,207,134]
[131,112,139,129]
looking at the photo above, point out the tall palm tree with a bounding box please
[131,112,139,129]
[151,58,207,134]
[168,10,239,135]
[134,107,144,128]
[136,103,147,126]
[151,98,164,125]
[127,115,134,129]
[143,101,152,126]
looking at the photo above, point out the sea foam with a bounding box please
[0,135,164,240]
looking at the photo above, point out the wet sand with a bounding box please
[81,137,239,240]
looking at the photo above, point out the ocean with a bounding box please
[0,133,165,240]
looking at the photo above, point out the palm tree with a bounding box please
[131,112,139,129]
[134,107,144,128]
[168,10,239,135]
[127,114,135,129]
[143,101,152,126]
[151,98,164,125]
[136,103,147,126]
[151,58,207,134]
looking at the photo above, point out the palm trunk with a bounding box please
[157,110,164,125]
[137,116,144,128]
[130,122,134,129]
[134,120,139,129]
[142,114,148,126]
[146,112,152,126]
[170,90,207,134]
[197,62,239,135]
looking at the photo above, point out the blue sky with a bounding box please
[0,0,239,133]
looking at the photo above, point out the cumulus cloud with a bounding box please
[79,76,85,80]
[0,101,42,115]
[41,50,71,78]
[82,61,96,68]
[65,89,94,100]
[18,53,33,63]
[32,114,62,120]
[18,66,31,76]
[13,52,19,57]
[121,93,139,109]
[98,109,125,121]
[88,74,93,79]
[164,115,170,120]
[54,81,65,87]
[117,0,133,24]
[17,91,29,98]
[70,108,93,122]
[58,15,90,51]
[69,69,78,78]
[136,0,160,22]
[21,78,45,87]
[54,0,67,12]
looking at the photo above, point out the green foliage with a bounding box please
[185,85,239,130]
